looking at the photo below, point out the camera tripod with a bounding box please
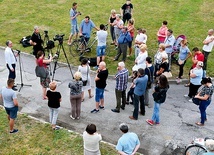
[16,50,32,92]
[52,39,74,81]
[43,31,53,76]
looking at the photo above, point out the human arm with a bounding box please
[203,36,214,45]
[13,98,18,106]
[95,70,100,81]
[42,54,52,64]
[185,51,192,61]
[131,144,140,155]
[195,94,209,100]
[5,49,15,71]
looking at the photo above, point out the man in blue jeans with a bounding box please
[129,68,148,120]
[0,79,19,133]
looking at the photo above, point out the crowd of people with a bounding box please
[1,0,214,154]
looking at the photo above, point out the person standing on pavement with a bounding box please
[129,68,148,120]
[184,61,204,102]
[91,62,108,113]
[78,58,93,102]
[46,81,62,130]
[146,74,169,126]
[194,77,214,126]
[120,0,133,24]
[4,40,18,91]
[114,26,132,62]
[67,2,81,45]
[30,26,43,57]
[144,57,154,108]
[116,123,140,155]
[69,71,83,120]
[93,24,108,70]
[83,124,102,155]
[202,29,214,76]
[0,79,19,133]
[111,62,129,113]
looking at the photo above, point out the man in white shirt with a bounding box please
[5,40,17,91]
[94,24,108,70]
[202,29,214,73]
[134,28,147,58]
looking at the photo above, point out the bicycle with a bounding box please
[69,24,108,57]
[184,137,213,155]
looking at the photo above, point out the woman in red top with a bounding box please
[127,18,135,57]
[157,21,168,44]
[36,50,52,99]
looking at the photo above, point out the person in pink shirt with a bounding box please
[157,21,168,44]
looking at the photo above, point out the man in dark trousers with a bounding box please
[129,68,148,120]
[30,26,43,57]
[114,26,132,62]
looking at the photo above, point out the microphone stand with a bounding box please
[16,50,32,92]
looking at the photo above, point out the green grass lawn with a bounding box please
[0,0,214,76]
[0,107,118,155]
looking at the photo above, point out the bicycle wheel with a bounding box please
[184,144,207,155]
[69,40,82,57]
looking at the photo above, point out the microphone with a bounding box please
[16,49,21,55]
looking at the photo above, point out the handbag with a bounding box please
[35,66,48,78]
[192,97,201,106]
[162,71,172,78]
[82,65,89,86]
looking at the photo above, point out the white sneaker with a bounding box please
[188,99,193,102]
[70,115,75,120]
[184,94,189,98]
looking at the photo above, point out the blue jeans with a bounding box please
[133,94,145,119]
[199,100,211,124]
[152,102,160,123]
[96,45,106,57]
[49,107,60,125]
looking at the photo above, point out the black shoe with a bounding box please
[10,129,18,133]
[113,59,118,61]
[130,102,133,105]
[121,107,125,110]
[12,87,18,91]
[111,109,120,113]
[126,101,129,105]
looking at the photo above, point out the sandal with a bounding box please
[195,122,204,126]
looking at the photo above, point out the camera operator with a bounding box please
[68,2,81,45]
[30,26,43,57]
[79,16,99,44]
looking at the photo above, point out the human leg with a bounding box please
[115,89,122,110]
[144,89,149,106]
[133,94,139,119]
[151,102,160,123]
[134,47,140,58]
[121,90,126,109]
[121,43,128,61]
[81,91,84,101]
[6,106,18,132]
[178,63,185,78]
[167,53,171,71]
[140,95,145,115]
[49,107,54,124]
[202,51,210,71]
[51,108,60,128]
[114,44,122,60]
[199,100,210,124]
[70,95,77,118]
[76,94,82,118]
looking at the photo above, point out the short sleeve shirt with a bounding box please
[80,20,96,38]
[46,90,61,108]
[0,87,17,108]
[199,85,214,100]
[121,3,133,15]
[192,52,204,68]
[97,30,108,46]
[179,46,190,60]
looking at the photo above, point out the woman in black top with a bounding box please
[109,9,116,45]
[46,81,62,130]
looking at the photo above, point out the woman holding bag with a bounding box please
[194,77,214,126]
[146,74,169,126]
[78,58,93,102]
[36,50,52,100]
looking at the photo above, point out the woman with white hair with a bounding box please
[68,71,83,120]
[112,14,124,46]
[109,9,117,45]
[132,44,148,71]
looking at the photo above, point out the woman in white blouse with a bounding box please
[132,44,148,71]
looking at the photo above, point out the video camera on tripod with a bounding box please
[53,34,65,44]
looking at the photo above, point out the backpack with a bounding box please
[20,35,32,47]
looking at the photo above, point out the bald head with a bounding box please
[99,61,106,70]
[208,29,214,36]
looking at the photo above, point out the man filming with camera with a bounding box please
[68,2,81,45]
[30,26,43,57]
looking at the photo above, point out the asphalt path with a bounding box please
[0,47,214,155]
